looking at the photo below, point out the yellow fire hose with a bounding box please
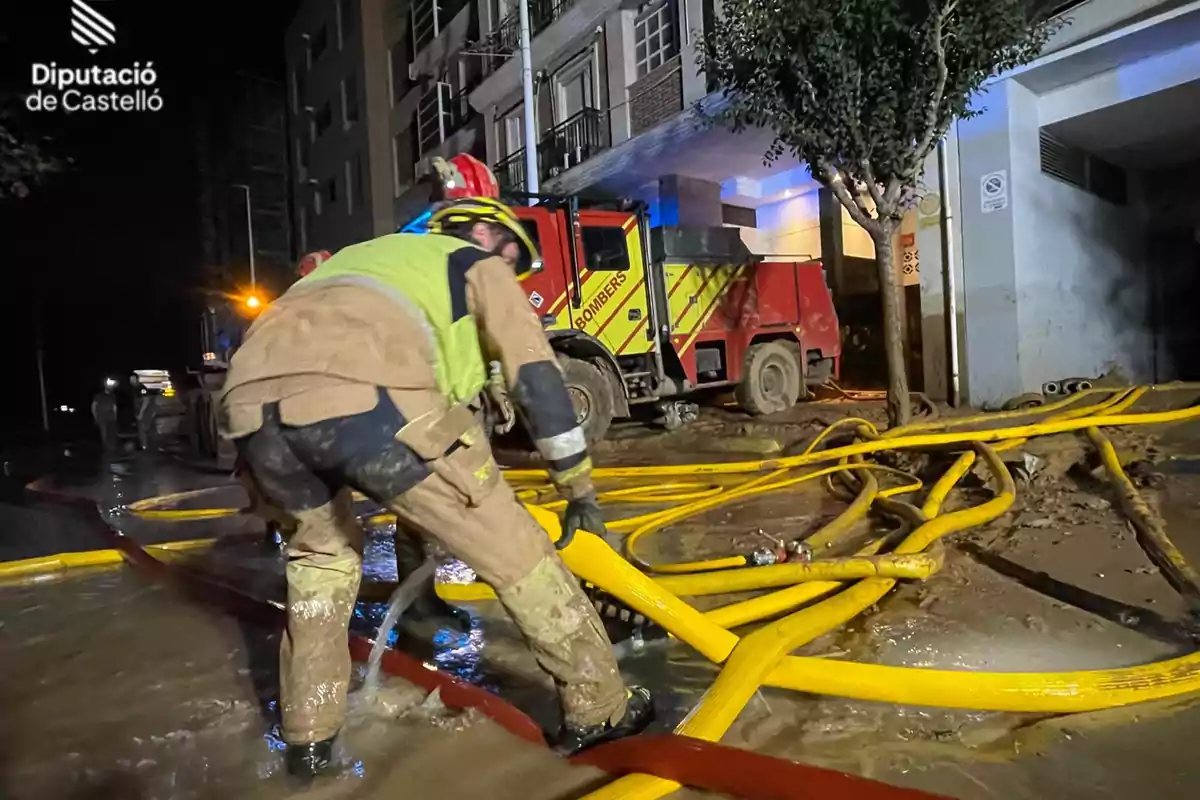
[10,383,1200,800]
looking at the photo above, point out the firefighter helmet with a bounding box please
[297,250,332,277]
[427,197,541,278]
[429,154,500,201]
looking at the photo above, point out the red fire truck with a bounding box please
[509,199,840,441]
[418,154,841,442]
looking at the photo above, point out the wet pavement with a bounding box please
[5,405,1200,799]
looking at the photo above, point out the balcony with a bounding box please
[416,82,472,157]
[412,0,469,52]
[494,149,527,192]
[490,0,580,54]
[493,108,609,191]
[540,108,608,180]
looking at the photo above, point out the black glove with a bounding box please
[559,494,607,549]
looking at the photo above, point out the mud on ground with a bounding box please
[6,395,1200,799]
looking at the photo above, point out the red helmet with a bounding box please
[429,154,500,201]
[297,250,332,277]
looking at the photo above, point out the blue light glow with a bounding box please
[399,209,433,234]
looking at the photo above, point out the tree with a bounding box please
[0,101,67,200]
[700,0,1062,426]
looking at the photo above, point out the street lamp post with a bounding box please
[518,0,538,200]
[231,183,256,290]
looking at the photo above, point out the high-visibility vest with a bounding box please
[297,233,488,405]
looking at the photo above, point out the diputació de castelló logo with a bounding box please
[26,0,164,113]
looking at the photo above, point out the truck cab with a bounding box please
[512,199,841,441]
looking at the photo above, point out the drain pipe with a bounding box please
[937,138,961,407]
[518,0,539,199]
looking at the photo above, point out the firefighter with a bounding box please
[221,196,652,778]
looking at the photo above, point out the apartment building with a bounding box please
[285,0,498,249]
[194,71,293,294]
[393,0,490,222]
[284,0,414,251]
[467,0,718,216]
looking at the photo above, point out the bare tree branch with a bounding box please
[818,159,878,235]
[863,159,886,211]
[912,0,956,176]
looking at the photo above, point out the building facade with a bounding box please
[917,0,1200,405]
[285,0,1200,405]
[194,71,293,296]
[285,0,421,253]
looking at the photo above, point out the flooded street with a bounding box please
[4,405,1200,799]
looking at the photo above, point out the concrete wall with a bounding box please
[937,77,1155,408]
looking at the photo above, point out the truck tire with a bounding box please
[559,357,614,445]
[736,341,802,416]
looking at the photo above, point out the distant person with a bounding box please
[91,378,119,453]
[131,375,156,451]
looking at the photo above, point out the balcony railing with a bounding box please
[539,108,608,180]
[416,82,472,156]
[494,149,528,192]
[492,0,579,53]
[493,108,609,191]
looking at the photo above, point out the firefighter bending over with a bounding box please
[221,196,652,778]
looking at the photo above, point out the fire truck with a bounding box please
[423,155,842,442]
[512,201,839,441]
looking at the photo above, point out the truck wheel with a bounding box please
[736,341,802,416]
[559,357,614,444]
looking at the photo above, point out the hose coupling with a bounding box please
[784,540,814,563]
[749,548,780,566]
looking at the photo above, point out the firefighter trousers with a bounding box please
[236,388,626,745]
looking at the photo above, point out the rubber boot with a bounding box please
[551,686,655,756]
[285,736,335,780]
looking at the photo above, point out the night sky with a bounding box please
[1,0,296,442]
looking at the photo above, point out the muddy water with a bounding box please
[0,569,635,800]
[9,413,1200,799]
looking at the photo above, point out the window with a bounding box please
[499,105,525,156]
[337,0,357,48]
[314,102,332,138]
[324,176,338,207]
[520,219,542,258]
[412,0,468,51]
[309,26,328,66]
[389,41,412,105]
[351,151,364,212]
[581,226,629,271]
[294,67,307,111]
[394,129,415,196]
[634,0,678,78]
[342,72,360,126]
[313,189,323,217]
[296,136,309,173]
[554,50,596,122]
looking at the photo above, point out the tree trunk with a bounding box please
[874,226,911,427]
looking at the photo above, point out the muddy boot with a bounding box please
[551,686,655,755]
[285,736,335,780]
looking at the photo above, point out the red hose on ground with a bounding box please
[573,734,951,800]
[28,485,546,745]
[25,483,948,800]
